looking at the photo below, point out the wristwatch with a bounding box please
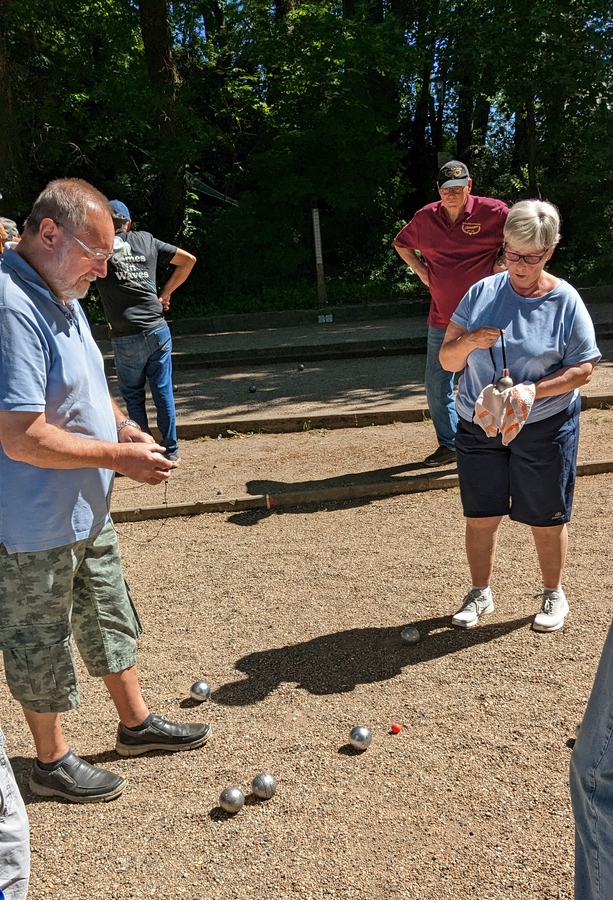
[116,419,142,434]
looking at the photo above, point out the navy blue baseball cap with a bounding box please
[109,199,131,219]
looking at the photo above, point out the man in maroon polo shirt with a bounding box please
[394,160,508,467]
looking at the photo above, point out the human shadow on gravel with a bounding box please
[227,500,373,526]
[245,462,455,497]
[212,615,532,706]
[226,464,457,525]
[9,757,39,802]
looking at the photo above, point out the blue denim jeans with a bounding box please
[570,617,613,899]
[111,323,178,456]
[425,326,458,450]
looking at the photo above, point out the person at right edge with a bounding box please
[571,606,613,898]
[394,160,508,467]
[439,199,600,634]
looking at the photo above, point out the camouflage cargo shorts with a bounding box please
[0,520,142,713]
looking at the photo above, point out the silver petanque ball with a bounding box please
[349,725,372,750]
[252,773,277,800]
[190,681,211,702]
[495,375,514,391]
[401,626,421,645]
[219,787,245,813]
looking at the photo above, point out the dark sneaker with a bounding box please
[115,715,211,757]
[165,453,180,468]
[423,446,456,467]
[29,751,126,803]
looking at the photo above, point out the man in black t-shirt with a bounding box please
[96,200,196,466]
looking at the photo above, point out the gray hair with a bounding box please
[24,178,113,236]
[504,200,561,251]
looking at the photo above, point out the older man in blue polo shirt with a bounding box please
[0,179,211,804]
[394,161,508,467]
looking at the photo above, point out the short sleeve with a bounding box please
[563,299,601,367]
[0,307,48,412]
[450,282,482,331]
[394,216,421,251]
[153,238,178,268]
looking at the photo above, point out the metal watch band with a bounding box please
[116,419,142,433]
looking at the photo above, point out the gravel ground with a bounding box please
[110,408,613,513]
[2,408,613,899]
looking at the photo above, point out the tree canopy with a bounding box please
[1,0,612,315]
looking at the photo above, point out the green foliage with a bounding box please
[2,0,613,314]
[1,0,150,211]
[197,1,407,303]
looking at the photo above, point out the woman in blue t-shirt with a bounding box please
[439,200,600,633]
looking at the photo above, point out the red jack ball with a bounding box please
[391,723,402,734]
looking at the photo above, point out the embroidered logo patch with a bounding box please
[462,223,481,235]
[442,165,466,179]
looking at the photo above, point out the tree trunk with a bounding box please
[137,0,186,241]
[456,80,473,162]
[473,96,490,144]
[513,99,539,197]
[406,62,437,212]
[275,0,296,19]
[525,96,539,197]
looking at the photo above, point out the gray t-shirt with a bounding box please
[96,230,177,337]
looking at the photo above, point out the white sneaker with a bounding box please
[533,589,569,632]
[451,588,494,628]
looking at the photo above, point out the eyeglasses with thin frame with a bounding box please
[439,187,466,196]
[52,219,113,261]
[503,248,550,266]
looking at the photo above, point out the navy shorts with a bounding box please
[455,397,580,527]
